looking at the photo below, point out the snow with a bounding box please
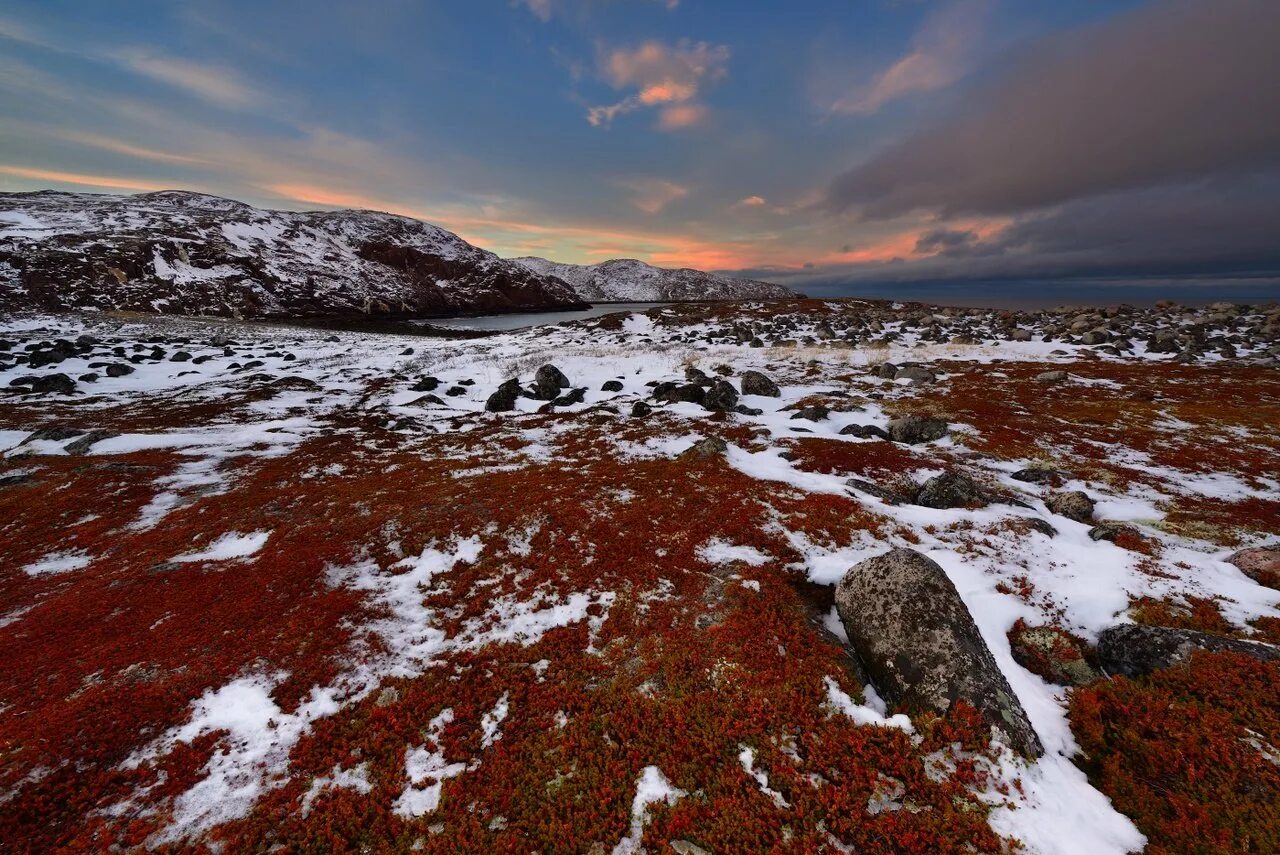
[612,765,686,855]
[697,538,771,566]
[171,530,271,563]
[22,549,92,576]
[823,676,914,733]
[394,708,468,818]
[738,746,789,808]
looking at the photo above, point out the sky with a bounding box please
[1,0,1278,301]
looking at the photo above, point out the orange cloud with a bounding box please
[588,40,728,130]
[657,104,708,130]
[0,164,173,192]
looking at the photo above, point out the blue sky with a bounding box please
[1,0,1277,297]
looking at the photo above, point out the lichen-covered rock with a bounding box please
[834,548,1043,757]
[886,415,948,444]
[914,472,989,509]
[533,364,570,400]
[680,436,728,460]
[1227,544,1280,589]
[739,370,780,397]
[1008,620,1100,686]
[1047,490,1095,523]
[1097,623,1280,678]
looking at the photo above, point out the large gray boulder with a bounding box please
[835,548,1042,757]
[886,415,948,444]
[532,364,570,400]
[1097,624,1280,678]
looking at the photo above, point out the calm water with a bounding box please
[421,302,671,331]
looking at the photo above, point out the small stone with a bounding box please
[1046,490,1095,523]
[680,436,728,460]
[789,405,829,422]
[839,424,891,440]
[1036,370,1068,382]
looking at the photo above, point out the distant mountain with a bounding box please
[0,190,585,319]
[511,256,798,302]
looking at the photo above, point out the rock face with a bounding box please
[510,256,797,302]
[1097,624,1280,678]
[834,549,1043,757]
[0,190,585,319]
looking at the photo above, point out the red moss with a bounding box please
[1070,651,1280,854]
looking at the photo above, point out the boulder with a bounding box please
[1227,545,1280,589]
[1097,624,1280,678]
[1035,370,1068,383]
[1046,490,1095,523]
[834,549,1042,757]
[740,370,780,397]
[886,415,948,444]
[702,380,739,412]
[655,383,706,406]
[105,363,134,378]
[914,472,989,509]
[1011,467,1063,486]
[32,374,76,395]
[485,379,522,412]
[533,364,570,400]
[894,365,936,384]
[601,380,624,392]
[630,401,652,417]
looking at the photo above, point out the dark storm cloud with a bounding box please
[754,175,1280,293]
[826,0,1280,219]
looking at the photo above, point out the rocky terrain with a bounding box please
[1,297,1278,853]
[0,191,586,320]
[511,256,797,302]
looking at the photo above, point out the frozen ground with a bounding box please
[0,300,1277,853]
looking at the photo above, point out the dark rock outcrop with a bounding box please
[1097,624,1280,678]
[740,370,780,397]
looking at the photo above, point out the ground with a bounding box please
[1,300,1277,854]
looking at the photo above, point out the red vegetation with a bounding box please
[1071,651,1280,855]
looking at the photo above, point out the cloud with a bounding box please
[59,131,208,165]
[112,51,259,109]
[734,195,767,208]
[617,177,689,214]
[827,0,1280,219]
[773,175,1280,291]
[517,0,678,23]
[830,0,992,115]
[587,39,728,130]
[0,164,173,192]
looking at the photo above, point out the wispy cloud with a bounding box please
[587,39,728,130]
[830,0,991,115]
[58,131,209,165]
[0,165,173,192]
[111,50,259,109]
[617,177,689,214]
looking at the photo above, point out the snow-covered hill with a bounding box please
[511,256,797,302]
[0,191,585,319]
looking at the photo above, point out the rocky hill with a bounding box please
[0,190,585,319]
[511,255,797,302]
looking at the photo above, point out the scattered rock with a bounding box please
[533,364,570,400]
[886,415,948,444]
[601,380,624,392]
[1088,523,1136,543]
[740,370,780,397]
[1097,624,1280,678]
[1011,467,1064,486]
[485,379,522,412]
[1046,490,1095,523]
[914,472,989,509]
[702,380,739,412]
[839,424,891,440]
[846,478,909,505]
[1035,370,1068,383]
[1227,545,1280,589]
[552,388,586,407]
[630,401,652,417]
[411,377,440,392]
[680,436,728,460]
[32,374,76,395]
[835,549,1042,757]
[105,363,134,378]
[894,365,936,384]
[789,405,829,422]
[655,383,706,406]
